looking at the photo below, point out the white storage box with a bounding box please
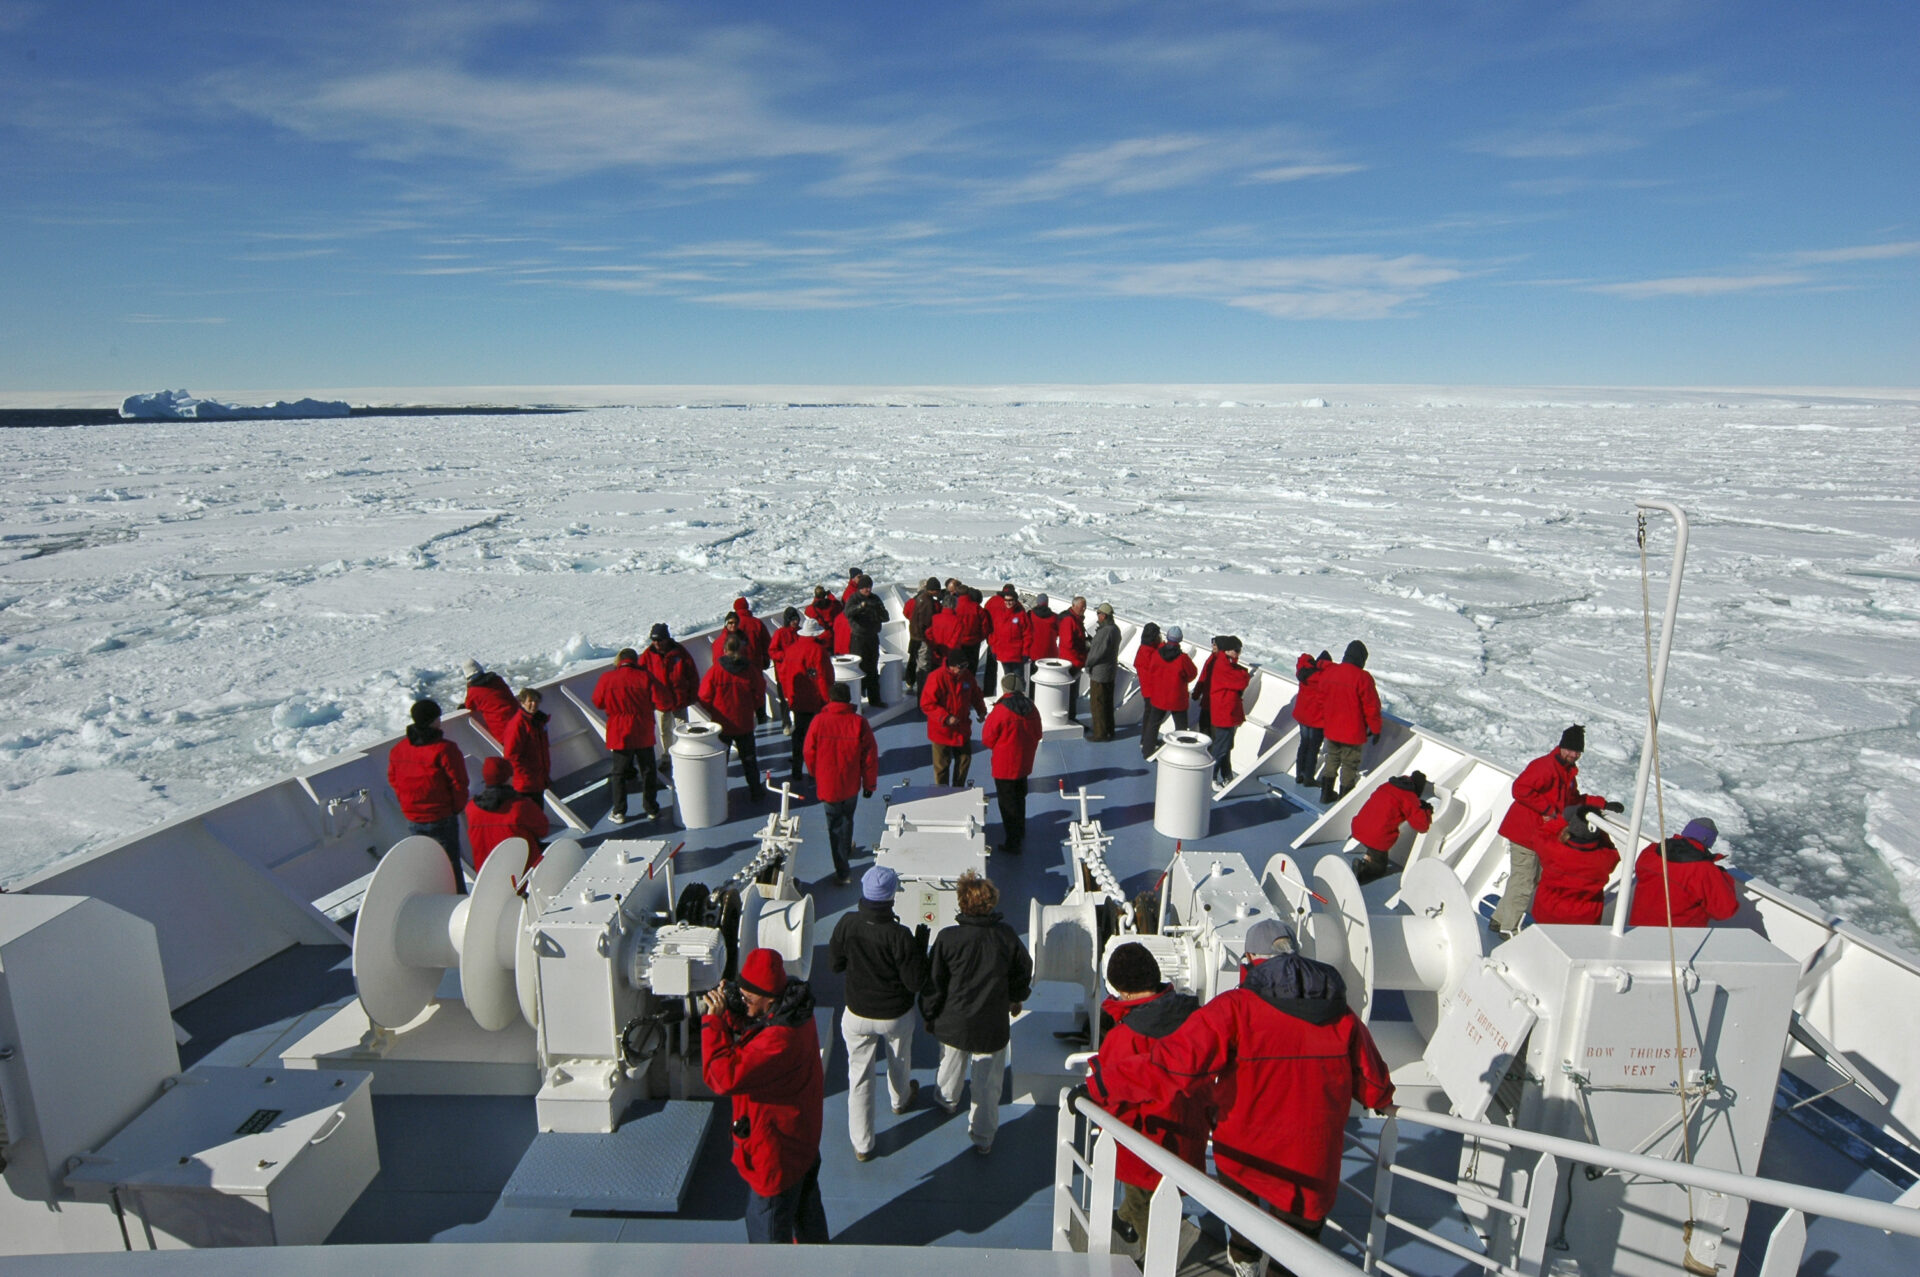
[65,1065,377,1248]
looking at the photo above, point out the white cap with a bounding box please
[800,618,825,637]
[1166,626,1183,642]
[462,658,482,678]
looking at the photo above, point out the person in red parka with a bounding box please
[981,676,1043,854]
[1093,943,1394,1272]
[1026,593,1060,673]
[925,597,966,669]
[1056,597,1090,724]
[700,636,769,803]
[1313,639,1383,803]
[1350,772,1434,884]
[733,597,771,670]
[1532,805,1620,925]
[1205,636,1252,782]
[779,617,835,781]
[1291,650,1332,786]
[766,607,802,733]
[702,948,827,1244]
[387,698,471,891]
[592,647,659,823]
[641,623,700,775]
[921,650,988,788]
[986,592,1032,693]
[466,756,548,876]
[804,684,878,882]
[805,585,842,630]
[1084,942,1209,1251]
[502,687,552,801]
[461,660,519,743]
[1137,625,1197,761]
[841,567,863,605]
[1629,818,1739,929]
[951,588,991,672]
[1490,725,1620,937]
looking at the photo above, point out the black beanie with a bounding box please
[410,698,442,726]
[1106,942,1164,995]
[1344,639,1368,668]
[1559,724,1586,752]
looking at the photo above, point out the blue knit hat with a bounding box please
[1681,817,1718,850]
[862,865,900,902]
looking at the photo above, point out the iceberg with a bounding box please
[120,389,352,421]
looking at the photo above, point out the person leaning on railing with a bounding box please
[1088,936,1394,1277]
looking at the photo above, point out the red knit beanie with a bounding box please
[736,948,786,997]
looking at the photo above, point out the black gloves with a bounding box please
[913,922,930,947]
[1368,733,1381,745]
[1603,801,1625,813]
[1065,1082,1091,1111]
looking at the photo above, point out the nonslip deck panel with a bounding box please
[500,1101,714,1212]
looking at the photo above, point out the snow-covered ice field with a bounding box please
[3,386,1917,949]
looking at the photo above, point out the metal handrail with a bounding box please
[1391,1106,1920,1239]
[1066,1095,1369,1277]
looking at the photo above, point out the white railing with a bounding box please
[1055,1094,1370,1276]
[1057,1095,1920,1277]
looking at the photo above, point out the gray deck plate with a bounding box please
[499,1101,715,1212]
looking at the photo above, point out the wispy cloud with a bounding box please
[1469,72,1767,160]
[122,314,229,325]
[1783,241,1920,266]
[208,28,931,185]
[1589,273,1810,298]
[984,131,1355,203]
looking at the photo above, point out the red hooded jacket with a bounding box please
[1086,989,1211,1191]
[1532,829,1620,925]
[699,655,762,736]
[925,607,966,659]
[1056,610,1088,667]
[1628,839,1739,928]
[1498,751,1601,853]
[702,981,824,1197]
[1291,655,1332,730]
[387,725,470,822]
[1139,642,1198,712]
[803,701,879,803]
[732,599,771,669]
[767,621,799,668]
[988,606,1032,662]
[1351,778,1433,854]
[592,659,657,751]
[1316,659,1382,747]
[1096,954,1393,1223]
[952,594,991,646]
[501,709,550,795]
[921,664,987,747]
[777,635,834,715]
[1208,657,1251,730]
[805,595,842,629]
[641,641,699,713]
[462,673,519,742]
[981,692,1043,780]
[1026,608,1059,660]
[466,768,547,875]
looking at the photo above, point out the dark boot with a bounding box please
[1353,853,1395,885]
[1318,777,1337,804]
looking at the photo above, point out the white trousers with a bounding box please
[937,1042,1008,1151]
[843,1010,915,1156]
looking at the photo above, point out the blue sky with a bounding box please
[3,0,1916,390]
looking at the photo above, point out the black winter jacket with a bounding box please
[921,910,1034,1053]
[829,900,930,1020]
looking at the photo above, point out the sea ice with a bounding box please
[2,386,1916,952]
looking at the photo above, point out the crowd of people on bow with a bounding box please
[380,573,1743,1265]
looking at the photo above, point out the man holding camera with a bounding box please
[701,948,827,1243]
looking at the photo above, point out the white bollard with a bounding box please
[1153,730,1215,840]
[670,722,730,829]
[1031,658,1077,726]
